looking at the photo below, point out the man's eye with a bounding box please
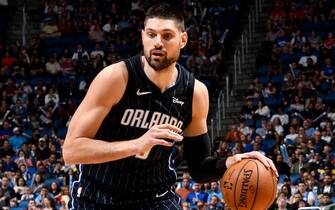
[163,34,172,40]
[147,33,155,38]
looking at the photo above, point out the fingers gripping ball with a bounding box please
[221,159,277,210]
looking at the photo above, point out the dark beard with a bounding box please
[144,49,178,71]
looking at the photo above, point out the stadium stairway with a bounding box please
[176,0,275,182]
[212,0,275,139]
[6,0,40,45]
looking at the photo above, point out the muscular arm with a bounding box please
[182,81,278,183]
[62,62,139,164]
[183,80,226,183]
[63,62,183,165]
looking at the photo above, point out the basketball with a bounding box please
[221,159,277,210]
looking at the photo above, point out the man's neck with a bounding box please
[141,56,178,93]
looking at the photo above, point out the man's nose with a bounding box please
[154,35,163,48]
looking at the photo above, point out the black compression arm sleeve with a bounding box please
[183,133,227,183]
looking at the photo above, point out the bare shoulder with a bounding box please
[183,80,209,136]
[98,61,128,85]
[193,79,209,99]
[192,79,209,117]
[86,61,128,107]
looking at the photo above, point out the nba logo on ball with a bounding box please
[221,159,277,210]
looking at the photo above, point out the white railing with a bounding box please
[209,0,264,143]
[22,0,27,46]
[298,203,335,210]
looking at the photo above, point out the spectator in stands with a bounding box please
[31,173,44,194]
[55,186,70,209]
[0,139,15,158]
[224,124,242,143]
[206,181,223,204]
[276,196,289,210]
[280,183,292,200]
[207,194,224,210]
[0,176,15,205]
[13,176,29,200]
[318,174,335,197]
[255,100,271,120]
[1,50,14,67]
[71,43,89,67]
[239,99,254,125]
[44,87,59,107]
[59,54,75,76]
[20,187,35,202]
[89,23,105,43]
[307,31,322,50]
[323,32,335,50]
[291,153,310,175]
[298,47,318,67]
[297,181,316,206]
[270,106,289,126]
[27,198,36,210]
[319,192,334,207]
[90,42,105,59]
[186,182,208,207]
[40,20,61,38]
[45,56,62,77]
[8,127,27,152]
[275,154,291,177]
[14,149,33,168]
[34,186,51,206]
[27,56,45,76]
[36,137,51,161]
[0,187,9,208]
[290,30,306,51]
[176,176,194,201]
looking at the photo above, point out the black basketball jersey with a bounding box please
[72,54,195,205]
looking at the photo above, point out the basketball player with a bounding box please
[63,3,278,209]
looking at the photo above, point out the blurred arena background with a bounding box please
[0,0,334,209]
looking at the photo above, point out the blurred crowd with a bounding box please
[0,0,237,209]
[209,0,335,209]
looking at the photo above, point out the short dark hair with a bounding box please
[145,2,185,31]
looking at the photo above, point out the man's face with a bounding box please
[1,177,9,187]
[182,178,190,188]
[142,18,187,71]
[193,183,201,192]
[210,182,218,191]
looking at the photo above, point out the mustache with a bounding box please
[150,48,166,55]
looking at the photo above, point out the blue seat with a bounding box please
[40,128,52,137]
[272,75,283,84]
[290,173,301,185]
[27,166,37,174]
[264,96,278,109]
[44,37,61,47]
[10,207,26,210]
[60,35,75,46]
[244,119,254,127]
[43,178,63,189]
[259,75,269,84]
[76,35,90,45]
[326,92,335,104]
[278,174,287,184]
[56,127,67,138]
[47,47,62,57]
[19,200,29,208]
[257,65,269,75]
[261,139,275,153]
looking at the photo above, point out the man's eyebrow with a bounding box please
[145,28,176,33]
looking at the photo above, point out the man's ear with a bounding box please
[180,32,188,49]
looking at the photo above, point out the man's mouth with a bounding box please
[151,50,165,58]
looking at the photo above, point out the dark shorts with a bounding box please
[69,183,182,210]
